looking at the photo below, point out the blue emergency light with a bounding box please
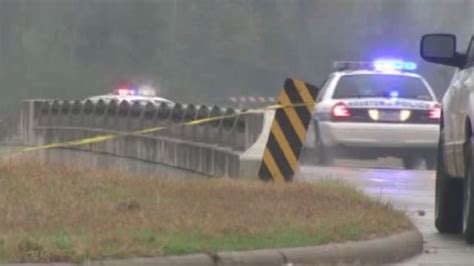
[389,90,399,98]
[116,87,137,96]
[373,59,417,72]
[114,83,157,97]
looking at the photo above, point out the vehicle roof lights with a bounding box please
[373,59,417,72]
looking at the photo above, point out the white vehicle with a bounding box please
[87,85,174,106]
[87,94,174,106]
[307,59,441,169]
[420,34,474,242]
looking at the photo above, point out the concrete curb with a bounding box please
[279,230,423,265]
[4,230,422,266]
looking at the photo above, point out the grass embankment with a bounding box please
[0,160,412,263]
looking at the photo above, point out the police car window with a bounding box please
[332,75,432,101]
[316,75,334,102]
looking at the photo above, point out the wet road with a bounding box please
[298,160,474,265]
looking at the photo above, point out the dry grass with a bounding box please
[0,159,412,263]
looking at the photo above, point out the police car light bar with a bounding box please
[138,85,157,97]
[114,84,157,97]
[333,61,372,71]
[333,59,417,72]
[116,87,137,96]
[373,59,417,72]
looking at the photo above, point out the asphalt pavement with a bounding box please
[299,159,474,265]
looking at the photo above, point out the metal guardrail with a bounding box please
[20,99,266,177]
[36,99,262,151]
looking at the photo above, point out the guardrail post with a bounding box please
[207,106,224,145]
[35,100,52,145]
[154,102,173,137]
[232,114,246,151]
[76,100,94,152]
[142,103,158,133]
[219,108,237,148]
[88,100,107,153]
[182,104,197,141]
[117,101,131,132]
[195,105,210,143]
[129,102,144,131]
[104,100,119,130]
[170,103,185,139]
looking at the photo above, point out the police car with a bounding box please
[87,84,174,106]
[307,59,440,169]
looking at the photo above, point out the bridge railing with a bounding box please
[19,99,268,178]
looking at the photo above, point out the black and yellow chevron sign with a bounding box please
[259,78,319,183]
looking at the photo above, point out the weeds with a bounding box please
[0,159,412,262]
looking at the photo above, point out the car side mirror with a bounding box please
[421,34,465,68]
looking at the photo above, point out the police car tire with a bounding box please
[313,123,333,166]
[464,138,474,243]
[435,131,463,234]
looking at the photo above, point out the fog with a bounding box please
[0,0,472,114]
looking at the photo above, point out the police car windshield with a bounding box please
[332,74,432,101]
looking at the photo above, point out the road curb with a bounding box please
[4,230,422,266]
[279,230,423,265]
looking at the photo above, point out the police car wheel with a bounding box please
[463,137,474,243]
[435,131,463,234]
[312,124,333,166]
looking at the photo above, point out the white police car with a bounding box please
[87,84,174,106]
[307,59,441,169]
[88,94,174,106]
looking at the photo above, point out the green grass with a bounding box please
[0,159,413,262]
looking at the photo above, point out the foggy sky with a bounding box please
[0,0,472,114]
